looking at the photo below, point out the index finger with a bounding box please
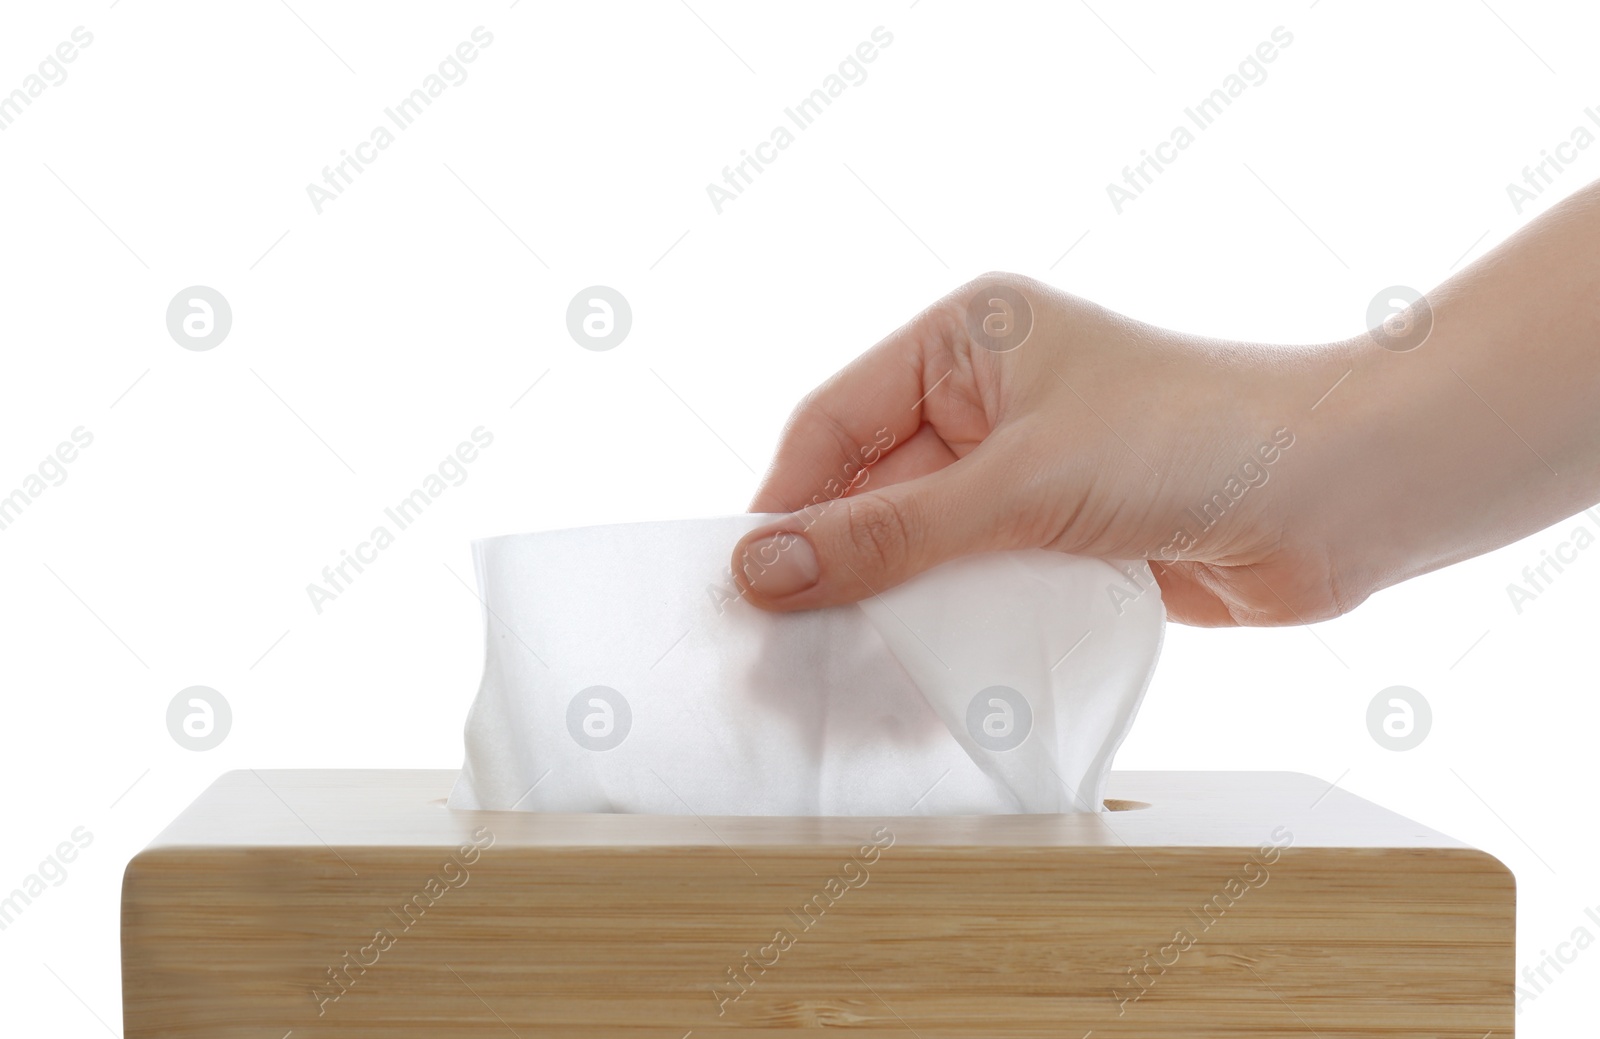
[749,300,964,515]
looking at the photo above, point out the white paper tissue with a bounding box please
[448,515,1164,816]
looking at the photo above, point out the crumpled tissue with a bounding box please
[448,515,1164,815]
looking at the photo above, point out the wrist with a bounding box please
[1271,333,1413,611]
[1291,320,1504,607]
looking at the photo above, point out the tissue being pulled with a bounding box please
[448,515,1164,815]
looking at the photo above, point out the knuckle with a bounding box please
[919,297,972,357]
[944,272,1045,353]
[843,494,914,572]
[781,399,870,501]
[968,270,1038,295]
[784,390,827,438]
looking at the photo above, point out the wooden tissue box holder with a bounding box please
[121,769,1513,1037]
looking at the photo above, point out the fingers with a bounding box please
[854,422,960,490]
[1149,563,1242,627]
[1151,558,1354,627]
[732,445,1027,610]
[748,303,964,515]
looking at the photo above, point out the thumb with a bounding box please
[731,452,1026,611]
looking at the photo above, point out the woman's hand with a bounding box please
[730,272,1364,626]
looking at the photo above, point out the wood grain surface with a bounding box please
[122,769,1514,1037]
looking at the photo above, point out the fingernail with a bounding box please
[742,533,819,599]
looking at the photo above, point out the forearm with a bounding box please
[1313,180,1600,595]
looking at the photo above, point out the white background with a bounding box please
[2,0,1597,1032]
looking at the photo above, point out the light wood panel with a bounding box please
[122,769,1514,1037]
